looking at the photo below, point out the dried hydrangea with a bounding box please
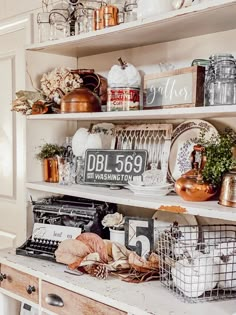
[102,213,125,230]
[12,90,45,115]
[40,67,83,104]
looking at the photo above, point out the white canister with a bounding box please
[137,0,172,19]
[109,228,125,245]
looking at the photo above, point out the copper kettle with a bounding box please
[60,86,102,113]
[175,145,217,202]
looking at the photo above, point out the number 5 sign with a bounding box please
[125,217,154,257]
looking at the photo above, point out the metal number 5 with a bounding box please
[125,217,154,257]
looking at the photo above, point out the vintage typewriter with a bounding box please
[16,196,116,261]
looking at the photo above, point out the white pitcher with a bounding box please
[137,0,173,19]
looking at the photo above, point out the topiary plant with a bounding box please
[198,128,236,186]
[35,143,64,161]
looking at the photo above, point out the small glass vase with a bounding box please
[57,157,71,185]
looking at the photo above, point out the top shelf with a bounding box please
[27,0,236,57]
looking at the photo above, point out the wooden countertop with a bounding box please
[0,249,235,315]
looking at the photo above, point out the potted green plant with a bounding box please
[36,143,64,183]
[199,128,236,187]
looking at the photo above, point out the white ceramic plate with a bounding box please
[127,185,172,196]
[168,119,218,182]
[128,180,173,190]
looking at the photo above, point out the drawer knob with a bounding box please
[0,273,6,282]
[26,285,36,295]
[45,293,64,307]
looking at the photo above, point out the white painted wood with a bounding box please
[0,16,31,248]
[26,0,236,57]
[0,54,15,198]
[0,292,21,315]
[26,105,236,121]
[26,182,236,221]
[0,249,236,315]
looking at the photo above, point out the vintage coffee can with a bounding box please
[107,87,140,111]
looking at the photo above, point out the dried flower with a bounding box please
[11,90,45,115]
[40,67,83,103]
[102,213,125,230]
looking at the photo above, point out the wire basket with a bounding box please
[156,223,236,303]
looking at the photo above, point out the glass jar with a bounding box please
[37,12,51,42]
[49,12,70,40]
[205,54,236,106]
[124,0,138,23]
[214,68,236,105]
[86,8,95,32]
[75,8,87,34]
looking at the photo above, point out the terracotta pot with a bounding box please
[43,158,59,183]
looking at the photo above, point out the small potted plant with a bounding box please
[36,143,64,183]
[102,212,125,245]
[199,128,236,188]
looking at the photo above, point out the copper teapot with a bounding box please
[175,145,217,202]
[61,86,101,113]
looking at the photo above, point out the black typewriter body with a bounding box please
[16,196,116,261]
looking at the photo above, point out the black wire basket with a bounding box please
[156,224,236,303]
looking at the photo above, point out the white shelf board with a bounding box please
[26,105,236,121]
[26,182,236,221]
[26,0,236,57]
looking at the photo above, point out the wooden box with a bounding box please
[143,66,205,109]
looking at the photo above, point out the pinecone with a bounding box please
[84,263,108,280]
[94,264,108,279]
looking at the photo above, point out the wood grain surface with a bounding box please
[0,264,39,303]
[42,281,127,315]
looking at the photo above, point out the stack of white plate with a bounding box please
[127,181,173,196]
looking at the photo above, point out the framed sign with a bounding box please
[143,66,205,109]
[84,149,147,185]
[125,217,154,257]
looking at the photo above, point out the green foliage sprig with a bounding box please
[35,143,64,161]
[198,128,236,186]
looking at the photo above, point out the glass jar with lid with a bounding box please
[205,53,236,106]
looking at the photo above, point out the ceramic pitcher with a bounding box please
[137,0,172,19]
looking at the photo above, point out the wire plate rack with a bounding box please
[156,223,236,303]
[113,123,173,174]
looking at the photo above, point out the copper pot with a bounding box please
[61,86,101,113]
[43,158,59,183]
[219,171,236,207]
